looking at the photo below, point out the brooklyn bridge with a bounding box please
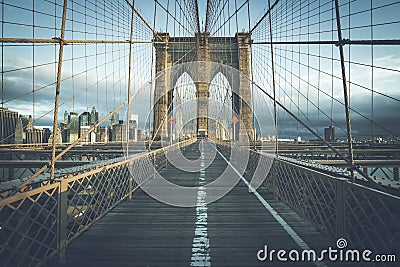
[0,0,399,266]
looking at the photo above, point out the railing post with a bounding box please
[58,180,69,262]
[153,153,156,178]
[336,180,345,238]
[272,159,279,201]
[165,147,168,168]
[128,163,133,201]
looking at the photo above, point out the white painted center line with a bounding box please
[191,141,211,266]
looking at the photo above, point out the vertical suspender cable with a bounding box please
[127,0,135,199]
[317,0,321,135]
[1,0,4,144]
[149,0,157,150]
[85,1,89,113]
[50,0,68,180]
[334,0,355,181]
[72,1,75,114]
[267,0,278,157]
[32,0,35,125]
[248,0,256,147]
[370,0,374,141]
[127,0,135,146]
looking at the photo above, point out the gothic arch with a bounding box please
[152,32,253,141]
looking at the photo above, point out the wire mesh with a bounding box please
[251,0,400,142]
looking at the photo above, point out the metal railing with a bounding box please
[270,158,400,255]
[0,139,196,267]
[217,142,400,256]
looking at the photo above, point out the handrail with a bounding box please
[0,138,196,197]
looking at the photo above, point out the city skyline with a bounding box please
[0,106,144,144]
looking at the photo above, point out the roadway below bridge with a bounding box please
[49,141,332,266]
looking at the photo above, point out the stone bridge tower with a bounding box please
[153,32,253,142]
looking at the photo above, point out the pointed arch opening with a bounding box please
[208,72,233,140]
[171,72,197,141]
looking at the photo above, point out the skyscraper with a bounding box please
[68,112,79,143]
[97,127,108,142]
[43,128,51,143]
[325,126,335,142]
[0,108,18,144]
[79,111,91,127]
[109,112,119,126]
[129,114,139,141]
[79,126,91,143]
[48,128,62,145]
[112,121,127,142]
[90,106,99,125]
[14,115,33,144]
[78,111,92,141]
[64,111,69,124]
[26,129,44,144]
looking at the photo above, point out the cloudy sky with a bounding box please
[1,0,399,140]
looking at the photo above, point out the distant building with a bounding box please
[14,118,24,144]
[68,112,79,143]
[42,128,51,143]
[79,111,91,127]
[64,111,69,124]
[0,108,18,144]
[79,125,93,143]
[129,117,138,141]
[137,129,144,141]
[112,121,127,142]
[60,122,68,143]
[130,114,138,125]
[21,115,33,131]
[97,127,108,142]
[0,108,52,145]
[48,128,62,144]
[325,126,335,142]
[78,111,92,143]
[107,126,113,142]
[15,115,33,144]
[110,112,119,126]
[90,106,99,125]
[128,115,140,141]
[26,129,44,144]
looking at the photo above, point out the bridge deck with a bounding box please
[50,142,332,266]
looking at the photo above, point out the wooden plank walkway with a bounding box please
[49,141,333,266]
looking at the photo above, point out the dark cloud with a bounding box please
[271,95,400,140]
[3,56,129,127]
